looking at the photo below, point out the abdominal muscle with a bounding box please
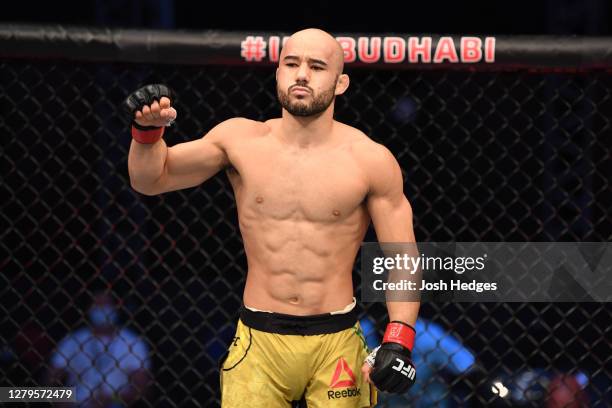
[240,211,368,316]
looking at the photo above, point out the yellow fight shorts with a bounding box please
[220,305,377,407]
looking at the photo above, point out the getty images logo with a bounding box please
[391,358,416,380]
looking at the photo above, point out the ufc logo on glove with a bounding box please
[391,358,416,380]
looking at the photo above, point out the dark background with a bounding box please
[2,1,612,407]
[1,0,611,35]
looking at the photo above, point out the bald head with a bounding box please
[281,28,345,74]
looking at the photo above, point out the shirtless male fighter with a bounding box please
[125,28,419,407]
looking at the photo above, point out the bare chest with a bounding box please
[229,147,368,222]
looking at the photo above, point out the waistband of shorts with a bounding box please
[239,306,358,335]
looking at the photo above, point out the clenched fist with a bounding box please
[124,84,177,143]
[124,84,177,129]
[362,321,417,394]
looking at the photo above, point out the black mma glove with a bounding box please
[366,321,416,393]
[123,84,175,143]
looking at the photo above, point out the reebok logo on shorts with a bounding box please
[328,357,361,399]
[330,357,356,388]
[327,388,362,399]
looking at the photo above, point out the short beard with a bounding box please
[277,81,337,117]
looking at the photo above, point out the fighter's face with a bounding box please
[277,72,337,117]
[276,49,340,117]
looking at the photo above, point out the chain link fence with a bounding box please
[1,35,612,407]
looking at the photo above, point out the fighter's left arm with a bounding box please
[362,143,420,392]
[365,143,420,326]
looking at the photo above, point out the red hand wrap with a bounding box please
[131,126,164,144]
[382,321,416,351]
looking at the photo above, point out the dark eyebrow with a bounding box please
[309,58,328,66]
[283,55,328,66]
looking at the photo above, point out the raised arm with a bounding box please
[124,84,247,195]
[128,118,245,195]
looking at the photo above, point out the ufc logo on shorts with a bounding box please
[391,358,416,380]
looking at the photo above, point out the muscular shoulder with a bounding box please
[336,122,401,194]
[336,122,396,172]
[204,117,270,146]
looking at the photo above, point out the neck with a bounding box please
[280,104,335,147]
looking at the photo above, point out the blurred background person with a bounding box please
[47,291,151,408]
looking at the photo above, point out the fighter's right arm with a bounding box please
[125,85,244,195]
[128,119,235,195]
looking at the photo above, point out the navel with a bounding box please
[333,210,341,217]
[255,196,264,204]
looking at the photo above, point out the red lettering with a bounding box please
[269,36,280,62]
[433,37,459,63]
[337,37,357,63]
[383,37,405,63]
[484,37,496,62]
[408,36,432,63]
[357,37,382,63]
[461,37,482,63]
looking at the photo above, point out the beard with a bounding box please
[277,81,337,117]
